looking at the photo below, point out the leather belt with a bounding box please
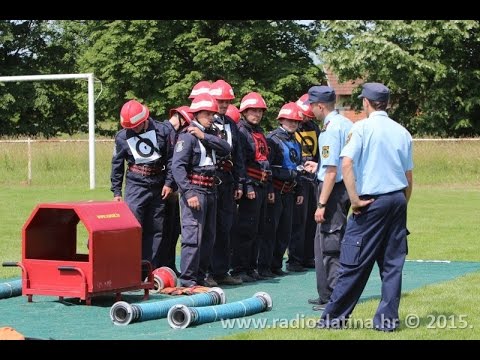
[188,173,215,188]
[128,164,163,176]
[273,179,296,194]
[246,167,271,183]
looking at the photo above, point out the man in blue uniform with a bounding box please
[318,82,413,331]
[304,86,353,310]
[110,99,173,280]
[171,94,231,287]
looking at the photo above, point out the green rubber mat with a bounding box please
[1,260,479,340]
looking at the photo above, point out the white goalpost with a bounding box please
[0,73,97,189]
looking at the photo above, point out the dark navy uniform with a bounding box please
[319,84,413,331]
[210,114,246,279]
[110,118,173,276]
[231,118,272,280]
[290,119,321,268]
[154,119,183,274]
[172,121,231,287]
[259,127,302,274]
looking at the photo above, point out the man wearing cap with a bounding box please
[303,85,353,311]
[318,82,413,331]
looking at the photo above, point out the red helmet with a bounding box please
[296,94,315,118]
[189,93,219,113]
[277,102,303,121]
[239,92,267,112]
[225,104,240,123]
[169,106,194,124]
[120,100,149,129]
[188,80,212,99]
[209,80,235,100]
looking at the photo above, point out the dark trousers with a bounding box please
[320,190,408,331]
[289,179,317,266]
[125,181,166,279]
[179,191,217,287]
[315,181,350,300]
[231,185,267,275]
[211,181,236,277]
[259,190,294,271]
[155,192,181,272]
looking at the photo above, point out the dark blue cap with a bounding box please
[305,85,336,104]
[358,82,390,102]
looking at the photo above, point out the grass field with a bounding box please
[0,138,479,339]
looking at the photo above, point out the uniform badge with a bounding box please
[175,140,184,153]
[322,145,329,158]
[346,132,352,145]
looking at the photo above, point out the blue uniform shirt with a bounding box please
[340,111,413,196]
[317,110,353,183]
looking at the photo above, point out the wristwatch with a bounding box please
[317,202,326,209]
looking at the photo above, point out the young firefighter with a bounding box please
[258,102,304,277]
[289,94,321,270]
[207,80,245,286]
[155,106,194,276]
[171,94,231,287]
[111,99,173,280]
[230,92,273,282]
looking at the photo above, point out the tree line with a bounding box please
[1,20,479,138]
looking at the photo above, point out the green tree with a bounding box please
[77,20,322,132]
[315,20,480,137]
[0,20,85,137]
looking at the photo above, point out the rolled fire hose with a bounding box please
[167,291,272,329]
[110,287,225,326]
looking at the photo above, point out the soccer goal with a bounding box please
[0,73,97,189]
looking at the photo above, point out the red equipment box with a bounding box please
[18,201,153,305]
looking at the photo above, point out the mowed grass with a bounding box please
[0,138,479,339]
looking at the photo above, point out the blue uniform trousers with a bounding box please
[211,180,236,277]
[179,191,217,287]
[259,190,294,272]
[231,185,267,276]
[320,190,408,331]
[289,179,317,266]
[125,181,166,278]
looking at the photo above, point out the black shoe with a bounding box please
[286,263,307,272]
[214,274,243,285]
[258,269,276,278]
[308,297,322,305]
[271,268,287,276]
[303,260,315,269]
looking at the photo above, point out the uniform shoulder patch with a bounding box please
[322,145,330,158]
[346,132,352,145]
[175,140,184,153]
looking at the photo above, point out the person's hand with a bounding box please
[350,198,375,215]
[267,192,275,204]
[234,189,243,200]
[161,185,172,200]
[246,190,256,200]
[113,196,122,202]
[187,126,205,139]
[187,196,201,210]
[314,207,326,223]
[303,161,318,174]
